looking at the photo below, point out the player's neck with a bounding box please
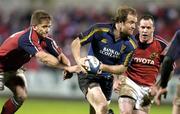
[139,36,153,44]
[114,29,120,40]
[147,36,154,44]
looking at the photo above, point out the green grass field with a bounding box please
[0,97,172,114]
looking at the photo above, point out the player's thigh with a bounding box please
[87,83,107,105]
[4,69,27,92]
[100,76,113,101]
[118,97,135,114]
[78,74,108,105]
[117,75,137,99]
[78,73,94,95]
[118,76,151,111]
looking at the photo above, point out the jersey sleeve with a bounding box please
[44,38,62,57]
[78,24,110,46]
[18,29,43,56]
[166,30,180,61]
[155,35,168,62]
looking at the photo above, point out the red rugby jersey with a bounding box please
[124,35,168,86]
[0,27,61,71]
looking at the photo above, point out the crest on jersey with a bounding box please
[120,44,126,53]
[150,52,158,60]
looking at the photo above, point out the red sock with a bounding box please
[1,98,19,114]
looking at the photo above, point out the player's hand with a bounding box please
[154,87,167,105]
[113,79,121,93]
[63,70,73,80]
[77,57,88,74]
[150,85,159,96]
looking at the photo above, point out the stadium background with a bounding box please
[0,0,179,114]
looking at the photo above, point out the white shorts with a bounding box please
[0,68,27,91]
[117,75,152,110]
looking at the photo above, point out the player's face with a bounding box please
[138,19,154,43]
[121,14,137,35]
[34,20,52,38]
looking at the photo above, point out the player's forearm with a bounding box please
[71,37,81,63]
[160,56,174,88]
[36,51,67,69]
[100,64,127,75]
[58,53,71,66]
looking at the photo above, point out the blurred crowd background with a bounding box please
[0,0,180,73]
[0,0,179,100]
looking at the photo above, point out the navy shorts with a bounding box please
[78,73,113,101]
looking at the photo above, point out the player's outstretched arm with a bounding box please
[155,56,174,105]
[35,51,81,73]
[57,52,74,79]
[58,52,71,66]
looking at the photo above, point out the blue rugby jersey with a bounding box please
[78,23,137,77]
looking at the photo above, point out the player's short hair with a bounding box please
[112,6,137,23]
[139,15,155,25]
[30,10,51,26]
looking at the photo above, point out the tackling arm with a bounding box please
[35,51,79,73]
[57,52,71,66]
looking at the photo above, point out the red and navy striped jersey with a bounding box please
[0,27,61,71]
[78,23,137,77]
[125,35,168,86]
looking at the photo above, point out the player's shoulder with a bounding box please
[154,35,168,46]
[122,35,137,52]
[45,36,58,44]
[45,35,53,40]
[127,35,138,50]
[90,23,112,31]
[9,28,29,39]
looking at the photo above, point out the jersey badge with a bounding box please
[150,52,158,60]
[120,44,126,53]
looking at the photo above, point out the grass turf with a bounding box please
[0,97,172,114]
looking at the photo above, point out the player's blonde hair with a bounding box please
[30,10,51,26]
[112,6,137,23]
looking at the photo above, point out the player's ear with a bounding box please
[32,25,37,30]
[115,22,122,31]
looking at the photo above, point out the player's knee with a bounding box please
[20,92,28,101]
[97,102,108,113]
